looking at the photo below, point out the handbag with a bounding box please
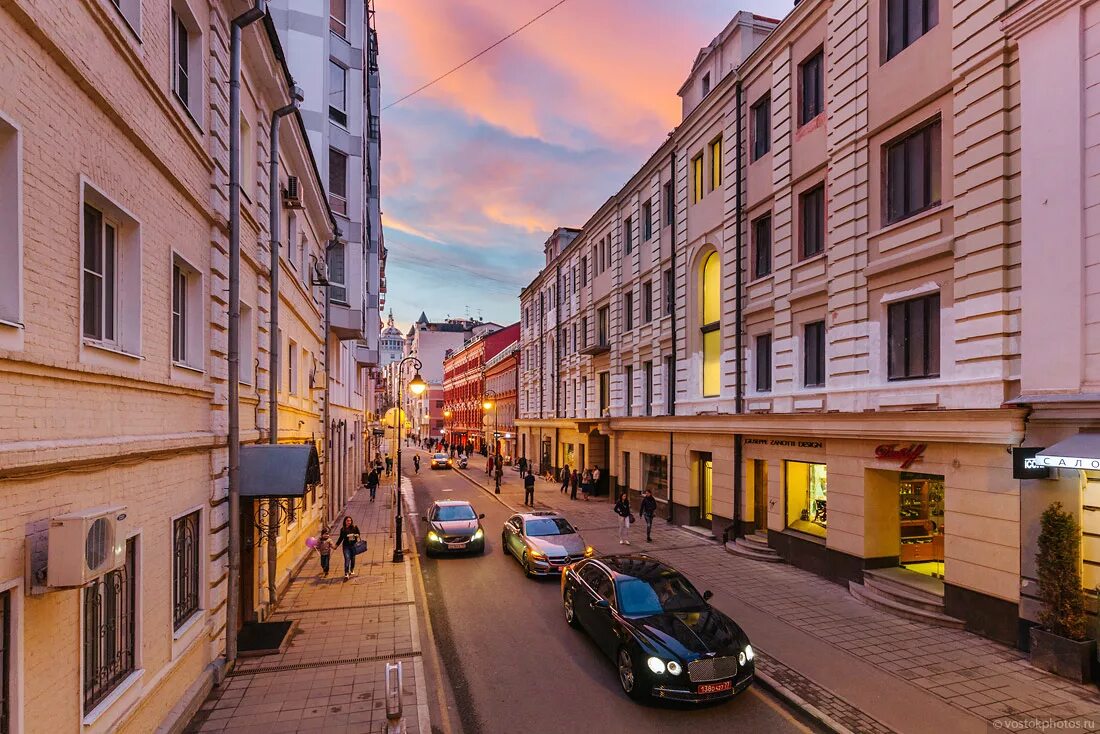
[353,540,368,555]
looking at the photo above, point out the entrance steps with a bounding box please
[849,568,965,629]
[725,532,783,563]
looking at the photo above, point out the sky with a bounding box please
[376,0,794,331]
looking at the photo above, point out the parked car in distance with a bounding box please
[502,511,593,577]
[430,453,452,470]
[561,555,754,702]
[422,500,485,556]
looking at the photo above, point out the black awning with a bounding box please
[240,443,321,498]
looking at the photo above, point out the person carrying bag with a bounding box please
[614,492,633,545]
[334,516,364,581]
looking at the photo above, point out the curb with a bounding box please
[754,671,856,734]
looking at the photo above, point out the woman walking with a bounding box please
[640,490,657,542]
[570,468,580,500]
[581,467,594,501]
[334,515,362,581]
[614,492,633,545]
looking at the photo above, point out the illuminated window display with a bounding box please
[786,461,827,538]
[899,472,945,575]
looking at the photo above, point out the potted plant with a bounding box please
[1030,502,1096,683]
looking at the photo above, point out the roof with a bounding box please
[417,311,429,324]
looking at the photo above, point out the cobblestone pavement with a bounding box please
[186,478,431,734]
[454,455,1100,734]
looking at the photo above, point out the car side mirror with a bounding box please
[593,599,611,611]
[702,590,713,601]
[478,513,485,519]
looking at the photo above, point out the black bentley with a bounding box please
[561,555,754,702]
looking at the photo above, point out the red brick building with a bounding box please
[442,322,519,453]
[483,338,519,460]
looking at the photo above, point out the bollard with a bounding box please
[384,660,404,734]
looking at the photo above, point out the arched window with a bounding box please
[701,252,720,397]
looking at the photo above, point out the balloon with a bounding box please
[305,536,318,549]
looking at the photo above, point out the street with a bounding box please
[405,453,816,734]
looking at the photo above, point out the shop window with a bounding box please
[700,252,720,397]
[786,461,827,538]
[888,292,940,380]
[899,473,945,574]
[642,453,668,501]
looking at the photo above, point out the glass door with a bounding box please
[699,453,713,526]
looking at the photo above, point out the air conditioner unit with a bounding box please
[283,176,303,209]
[47,505,128,587]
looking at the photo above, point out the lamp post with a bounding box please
[394,356,426,563]
[443,410,452,453]
[482,390,499,493]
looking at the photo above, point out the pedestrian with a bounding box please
[385,454,393,476]
[334,515,363,580]
[518,456,527,475]
[640,489,657,542]
[317,529,334,577]
[581,468,593,501]
[486,455,493,475]
[614,492,633,545]
[592,465,602,496]
[524,470,536,506]
[367,468,379,502]
[374,456,383,475]
[560,466,570,494]
[413,454,421,474]
[570,469,579,501]
[494,463,503,489]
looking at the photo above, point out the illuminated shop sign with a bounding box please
[1012,447,1050,479]
[1036,455,1100,470]
[874,443,926,469]
[744,438,823,449]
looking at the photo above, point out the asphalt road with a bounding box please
[405,457,815,734]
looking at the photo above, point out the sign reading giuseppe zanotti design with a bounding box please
[874,443,927,469]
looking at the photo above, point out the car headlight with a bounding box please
[647,657,666,674]
[666,660,682,675]
[528,549,547,560]
[472,528,484,540]
[738,651,747,666]
[583,546,595,557]
[745,644,754,661]
[427,531,440,543]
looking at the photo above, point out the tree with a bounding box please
[1036,502,1088,641]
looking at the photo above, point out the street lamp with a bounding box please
[443,410,452,451]
[483,389,499,493]
[393,356,426,563]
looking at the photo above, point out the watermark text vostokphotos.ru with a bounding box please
[993,720,1097,731]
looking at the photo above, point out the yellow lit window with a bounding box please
[711,137,722,190]
[701,252,720,397]
[692,154,704,204]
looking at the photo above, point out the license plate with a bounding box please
[446,542,466,549]
[697,680,732,694]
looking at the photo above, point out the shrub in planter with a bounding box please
[1030,502,1096,683]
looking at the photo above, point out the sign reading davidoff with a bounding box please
[875,443,926,469]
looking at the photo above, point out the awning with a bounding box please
[240,443,321,498]
[1036,433,1100,471]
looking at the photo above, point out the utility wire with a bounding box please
[382,0,572,111]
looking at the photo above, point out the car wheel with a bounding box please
[522,552,534,578]
[564,588,580,628]
[618,648,645,700]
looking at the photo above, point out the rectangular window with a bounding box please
[887,293,940,379]
[597,306,609,345]
[755,333,772,392]
[642,200,653,240]
[641,453,669,500]
[710,137,722,190]
[173,511,200,630]
[885,121,941,224]
[625,365,634,416]
[582,316,589,348]
[799,50,824,125]
[288,339,298,394]
[642,281,653,323]
[664,269,674,316]
[803,320,826,387]
[572,323,578,351]
[329,61,348,126]
[691,154,704,204]
[82,204,117,342]
[328,242,347,303]
[240,115,255,198]
[572,266,578,293]
[599,372,610,415]
[624,217,633,254]
[753,214,772,278]
[240,303,254,384]
[581,256,588,284]
[701,72,711,96]
[751,94,771,160]
[330,0,347,37]
[172,262,187,363]
[328,148,347,216]
[624,291,634,331]
[664,355,674,415]
[800,185,825,258]
[644,360,654,417]
[83,537,136,713]
[887,0,938,61]
[664,181,674,226]
[786,461,827,538]
[171,10,190,109]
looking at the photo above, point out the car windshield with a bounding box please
[433,505,476,521]
[524,518,575,536]
[433,454,448,460]
[615,573,707,616]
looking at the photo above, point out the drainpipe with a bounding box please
[733,80,745,542]
[227,0,267,671]
[667,150,677,523]
[266,88,303,614]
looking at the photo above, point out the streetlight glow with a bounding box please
[408,372,428,396]
[482,399,494,411]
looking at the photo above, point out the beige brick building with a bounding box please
[0,1,347,731]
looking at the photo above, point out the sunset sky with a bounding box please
[376,0,794,331]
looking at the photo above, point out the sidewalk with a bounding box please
[186,477,433,734]
[447,451,1100,734]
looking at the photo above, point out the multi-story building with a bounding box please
[0,1,335,731]
[483,337,520,460]
[442,322,518,453]
[519,3,1029,646]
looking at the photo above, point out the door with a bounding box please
[239,498,256,626]
[699,453,713,527]
[753,460,768,532]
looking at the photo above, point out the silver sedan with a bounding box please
[501,511,594,577]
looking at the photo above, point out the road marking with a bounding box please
[441,488,453,492]
[747,685,815,733]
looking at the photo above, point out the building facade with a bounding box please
[483,338,520,461]
[519,2,1029,646]
[442,322,518,454]
[0,1,337,732]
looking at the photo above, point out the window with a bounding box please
[328,148,348,216]
[691,154,704,204]
[664,181,674,226]
[597,306,609,345]
[664,355,674,414]
[786,462,827,538]
[701,72,711,96]
[171,257,202,369]
[625,365,634,416]
[888,293,940,379]
[83,204,117,343]
[288,339,298,394]
[885,120,941,224]
[624,291,634,331]
[170,8,197,117]
[642,453,668,500]
[751,95,771,160]
[572,266,578,293]
[664,269,674,316]
[800,185,825,258]
[599,372,610,415]
[710,137,722,190]
[624,216,633,254]
[642,281,653,323]
[329,61,348,126]
[581,256,588,284]
[173,511,200,630]
[700,252,720,397]
[572,323,578,351]
[799,50,824,125]
[803,320,826,387]
[330,0,347,37]
[642,200,653,240]
[329,242,347,303]
[887,0,938,61]
[240,303,254,384]
[240,115,255,198]
[755,333,772,392]
[0,119,19,327]
[83,537,136,712]
[644,361,654,417]
[753,214,772,278]
[110,0,141,34]
[582,316,589,347]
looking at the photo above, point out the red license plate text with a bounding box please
[697,680,733,694]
